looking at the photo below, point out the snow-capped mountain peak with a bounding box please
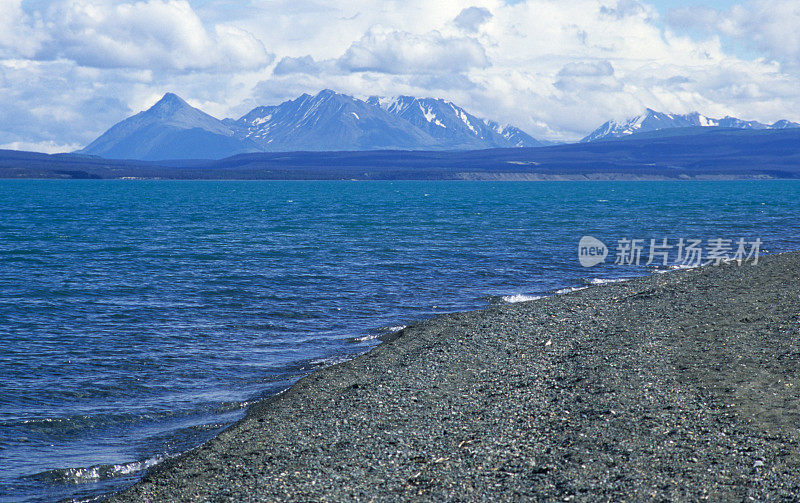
[582,108,799,142]
[229,90,437,151]
[231,90,545,151]
[80,89,547,159]
[366,95,545,148]
[771,119,800,129]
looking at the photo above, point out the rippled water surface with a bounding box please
[1,180,799,502]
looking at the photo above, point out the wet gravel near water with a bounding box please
[110,252,800,502]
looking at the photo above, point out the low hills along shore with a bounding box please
[111,252,800,501]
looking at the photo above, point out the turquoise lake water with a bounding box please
[1,180,799,502]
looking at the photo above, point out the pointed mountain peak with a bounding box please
[159,92,185,103]
[312,89,359,104]
[77,91,256,161]
[771,119,800,129]
[291,89,348,107]
[582,108,799,142]
[147,93,194,116]
[308,89,349,102]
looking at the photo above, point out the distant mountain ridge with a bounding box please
[78,93,261,161]
[582,108,800,142]
[79,90,544,160]
[228,90,437,152]
[365,96,544,149]
[12,127,800,180]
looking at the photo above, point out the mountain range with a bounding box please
[9,127,800,180]
[77,91,800,160]
[79,90,545,161]
[582,108,800,142]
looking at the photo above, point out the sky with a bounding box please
[2,0,800,152]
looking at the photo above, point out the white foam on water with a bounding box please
[655,264,703,273]
[555,287,588,295]
[309,351,368,367]
[353,325,407,342]
[353,333,381,342]
[310,355,352,366]
[35,455,167,484]
[588,277,628,285]
[654,262,708,274]
[502,294,543,303]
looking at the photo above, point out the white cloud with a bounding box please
[0,0,44,58]
[0,140,82,154]
[555,61,619,93]
[669,0,800,70]
[273,56,339,76]
[454,6,493,33]
[558,60,615,77]
[338,28,489,74]
[33,0,272,71]
[599,0,652,20]
[0,59,137,147]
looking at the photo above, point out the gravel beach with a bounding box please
[110,252,800,502]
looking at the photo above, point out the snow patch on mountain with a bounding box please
[583,108,799,142]
[81,90,548,159]
[367,95,545,148]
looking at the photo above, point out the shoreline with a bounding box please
[109,252,800,501]
[2,175,796,182]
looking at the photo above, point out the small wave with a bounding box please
[214,400,254,413]
[655,263,702,273]
[188,422,231,432]
[352,333,381,342]
[588,277,628,285]
[31,456,166,484]
[502,294,543,304]
[353,325,407,342]
[555,286,588,295]
[309,354,358,367]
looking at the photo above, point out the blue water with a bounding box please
[1,180,799,502]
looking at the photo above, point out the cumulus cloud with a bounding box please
[557,60,615,77]
[554,60,617,92]
[665,6,720,30]
[669,0,800,70]
[273,56,340,76]
[454,7,493,32]
[338,28,489,74]
[599,0,651,19]
[0,59,137,148]
[0,140,82,154]
[0,0,43,58]
[32,0,272,72]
